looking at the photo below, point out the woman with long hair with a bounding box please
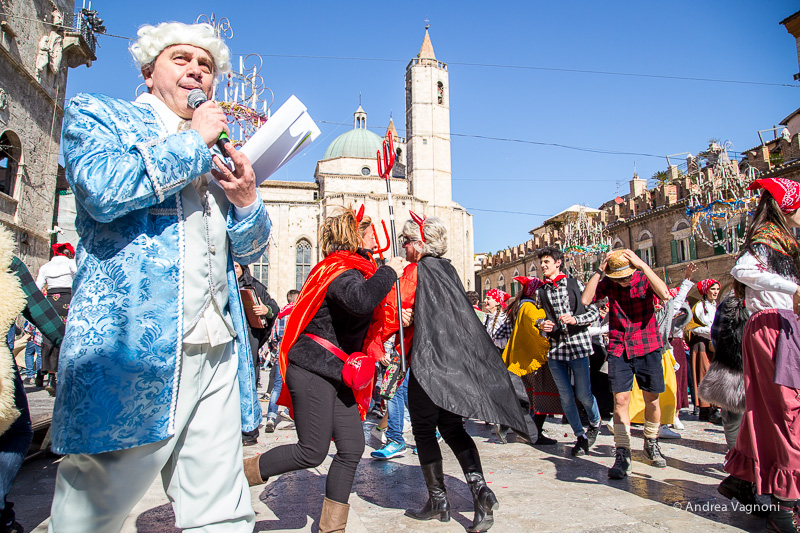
[724,178,800,533]
[242,206,406,533]
[502,278,560,446]
[688,277,721,422]
[483,289,511,350]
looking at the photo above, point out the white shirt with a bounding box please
[691,300,717,339]
[669,279,695,339]
[36,255,76,290]
[731,251,799,315]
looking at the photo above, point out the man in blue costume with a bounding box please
[48,22,270,532]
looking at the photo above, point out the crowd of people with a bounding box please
[1,19,800,533]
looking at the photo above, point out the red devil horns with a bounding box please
[355,204,365,222]
[409,211,426,242]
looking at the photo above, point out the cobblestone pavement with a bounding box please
[11,380,766,532]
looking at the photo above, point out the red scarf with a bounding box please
[277,251,378,420]
[544,273,567,287]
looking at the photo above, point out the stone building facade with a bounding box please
[0,0,95,273]
[256,29,474,306]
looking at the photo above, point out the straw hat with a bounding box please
[604,249,637,279]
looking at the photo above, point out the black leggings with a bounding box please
[257,364,365,503]
[408,372,477,466]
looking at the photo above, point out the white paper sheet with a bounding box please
[240,95,321,185]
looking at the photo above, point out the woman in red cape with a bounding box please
[242,207,406,533]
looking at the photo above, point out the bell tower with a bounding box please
[405,26,452,209]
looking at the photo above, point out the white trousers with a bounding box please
[48,342,255,533]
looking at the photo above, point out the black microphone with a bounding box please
[187,88,231,154]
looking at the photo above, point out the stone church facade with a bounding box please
[257,30,474,305]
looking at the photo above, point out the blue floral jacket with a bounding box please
[52,93,270,454]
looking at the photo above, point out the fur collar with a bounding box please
[0,226,26,435]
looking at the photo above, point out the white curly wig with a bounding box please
[129,22,232,76]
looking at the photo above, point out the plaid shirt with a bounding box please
[270,316,286,345]
[23,321,43,346]
[595,271,662,358]
[11,256,65,347]
[541,277,599,361]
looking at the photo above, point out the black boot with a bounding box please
[45,374,57,397]
[0,501,23,533]
[766,498,800,533]
[698,406,711,421]
[717,475,769,517]
[34,371,44,388]
[405,461,450,522]
[455,449,499,532]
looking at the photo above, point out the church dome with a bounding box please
[323,105,384,160]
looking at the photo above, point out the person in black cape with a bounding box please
[381,214,526,532]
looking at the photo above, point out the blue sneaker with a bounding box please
[371,440,407,460]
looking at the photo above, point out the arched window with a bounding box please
[437,81,444,104]
[483,277,490,299]
[0,131,20,198]
[295,239,312,290]
[510,269,520,297]
[497,274,506,293]
[251,249,269,286]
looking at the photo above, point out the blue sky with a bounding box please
[65,1,800,254]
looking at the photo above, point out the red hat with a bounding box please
[52,242,75,256]
[696,279,719,297]
[514,276,545,297]
[355,204,365,222]
[748,178,800,214]
[486,288,510,308]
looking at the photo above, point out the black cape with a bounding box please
[411,255,527,435]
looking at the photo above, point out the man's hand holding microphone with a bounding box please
[187,88,257,208]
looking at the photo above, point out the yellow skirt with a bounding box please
[629,349,677,425]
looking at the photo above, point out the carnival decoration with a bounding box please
[682,141,758,254]
[196,13,274,146]
[559,206,611,281]
[377,133,407,372]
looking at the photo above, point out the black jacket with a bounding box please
[238,264,279,350]
[289,250,398,382]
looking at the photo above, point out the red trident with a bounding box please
[376,132,407,373]
[371,220,391,261]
